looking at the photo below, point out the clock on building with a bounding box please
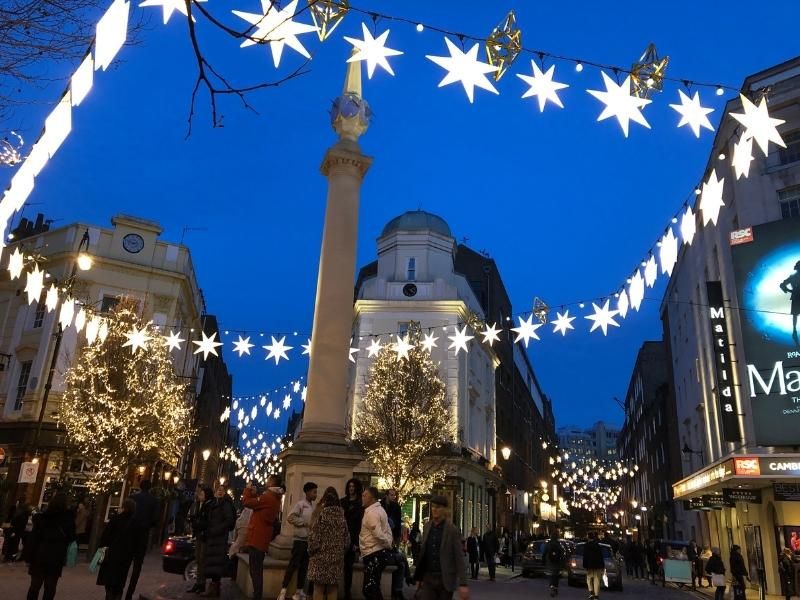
[122,233,144,254]
[402,283,418,297]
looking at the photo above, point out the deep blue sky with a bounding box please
[2,0,798,437]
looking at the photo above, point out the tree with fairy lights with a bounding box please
[59,298,194,493]
[354,323,454,500]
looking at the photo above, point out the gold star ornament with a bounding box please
[308,0,348,41]
[485,10,522,81]
[629,43,669,99]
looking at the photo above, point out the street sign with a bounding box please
[18,461,39,483]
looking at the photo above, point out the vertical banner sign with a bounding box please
[706,281,742,442]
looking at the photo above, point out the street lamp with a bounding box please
[200,448,211,483]
[631,499,639,509]
[501,446,511,461]
[202,449,211,461]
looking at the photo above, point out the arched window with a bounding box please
[407,257,416,281]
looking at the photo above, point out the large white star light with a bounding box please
[659,228,678,276]
[421,332,438,353]
[669,90,714,137]
[123,325,152,353]
[730,94,786,156]
[393,334,413,359]
[283,394,291,410]
[262,335,293,364]
[699,169,725,226]
[348,340,359,363]
[232,0,317,68]
[139,0,205,24]
[644,255,658,288]
[301,338,311,356]
[45,284,59,312]
[584,300,620,336]
[628,270,645,312]
[587,72,651,137]
[448,325,474,354]
[164,330,185,352]
[366,338,383,358]
[732,137,755,179]
[7,247,24,280]
[680,206,696,245]
[426,37,498,103]
[517,61,569,112]
[551,311,576,336]
[480,323,502,346]
[59,297,75,329]
[344,23,403,79]
[511,315,543,347]
[233,335,255,357]
[194,331,224,359]
[24,265,44,304]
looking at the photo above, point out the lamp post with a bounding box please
[200,449,210,484]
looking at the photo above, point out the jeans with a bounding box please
[282,540,309,590]
[549,566,561,588]
[418,573,452,600]
[362,549,391,600]
[26,573,59,600]
[470,561,479,579]
[125,531,149,600]
[714,585,726,600]
[587,569,603,597]
[249,548,265,600]
[387,551,409,593]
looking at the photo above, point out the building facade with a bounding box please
[558,421,620,463]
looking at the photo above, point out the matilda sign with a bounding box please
[706,281,742,442]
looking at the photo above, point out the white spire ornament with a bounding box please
[587,72,651,137]
[699,169,725,226]
[617,290,630,319]
[233,335,255,357]
[7,247,24,280]
[730,94,786,156]
[24,265,44,304]
[584,300,620,336]
[74,307,87,333]
[45,284,59,312]
[58,297,76,329]
[194,331,224,359]
[680,206,696,245]
[659,228,679,276]
[511,314,542,346]
[644,255,658,288]
[628,270,645,312]
[448,325,474,354]
[669,90,714,137]
[344,23,403,79]
[517,61,568,112]
[426,37,499,103]
[551,310,576,336]
[732,137,755,179]
[232,0,317,68]
[262,335,292,364]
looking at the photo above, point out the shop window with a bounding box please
[32,291,46,328]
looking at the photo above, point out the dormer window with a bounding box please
[407,257,416,281]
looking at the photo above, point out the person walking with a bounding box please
[780,547,796,600]
[381,489,402,547]
[277,481,317,600]
[482,525,499,582]
[198,484,236,598]
[24,492,76,600]
[466,528,480,579]
[74,499,89,548]
[412,495,469,600]
[632,539,646,579]
[125,479,161,600]
[307,487,349,600]
[544,531,565,596]
[646,540,658,585]
[359,486,393,600]
[341,478,364,600]
[243,476,283,600]
[5,500,31,561]
[97,498,137,600]
[730,544,749,599]
[583,532,605,600]
[705,547,726,600]
[187,486,212,594]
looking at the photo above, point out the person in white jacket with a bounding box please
[278,482,318,600]
[359,487,393,600]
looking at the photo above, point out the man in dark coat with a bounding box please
[98,499,137,600]
[482,525,499,582]
[687,540,702,589]
[124,479,160,600]
[730,544,749,595]
[583,532,605,600]
[5,499,31,561]
[544,531,565,596]
[198,485,236,598]
[413,495,469,600]
[340,478,364,600]
[381,489,402,545]
[25,492,76,600]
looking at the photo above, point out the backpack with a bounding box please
[548,542,564,564]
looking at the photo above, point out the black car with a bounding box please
[162,535,198,582]
[522,539,572,578]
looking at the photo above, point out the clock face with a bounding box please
[122,233,144,254]
[403,283,418,298]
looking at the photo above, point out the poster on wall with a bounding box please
[731,218,800,446]
[778,526,800,553]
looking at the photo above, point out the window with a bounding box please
[778,131,800,166]
[33,292,46,328]
[407,257,416,281]
[100,295,121,314]
[397,322,410,336]
[13,361,32,410]
[779,186,800,219]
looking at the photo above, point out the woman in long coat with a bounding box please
[25,492,76,600]
[97,498,137,600]
[780,547,796,600]
[198,484,236,597]
[307,486,349,600]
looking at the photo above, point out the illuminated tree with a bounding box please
[59,298,194,493]
[354,324,454,500]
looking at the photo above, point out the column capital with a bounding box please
[320,140,372,180]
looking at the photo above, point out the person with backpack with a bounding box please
[24,493,76,600]
[544,532,565,596]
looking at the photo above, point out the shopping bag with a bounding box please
[89,547,106,574]
[602,570,609,588]
[711,573,725,587]
[65,541,78,567]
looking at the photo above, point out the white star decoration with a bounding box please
[301,386,307,401]
[732,137,755,179]
[283,394,291,410]
[644,255,658,288]
[251,405,258,420]
[45,284,59,312]
[511,315,543,347]
[480,323,502,346]
[86,317,100,345]
[551,311,576,336]
[699,169,725,226]
[584,300,620,335]
[293,380,301,393]
[233,335,255,357]
[587,72,651,137]
[273,408,281,420]
[669,90,714,137]
[344,23,403,79]
[123,326,152,353]
[265,402,272,417]
[421,332,438,353]
[219,407,230,423]
[7,247,24,280]
[301,338,311,356]
[517,61,568,112]
[232,0,317,68]
[448,325,474,354]
[366,338,383,358]
[628,271,645,312]
[348,341,359,363]
[193,331,224,359]
[164,330,185,351]
[139,0,205,25]
[74,308,86,333]
[262,335,292,364]
[24,265,44,304]
[393,334,413,359]
[426,37,498,103]
[680,206,696,245]
[617,290,630,319]
[659,228,678,276]
[730,94,786,156]
[260,396,267,407]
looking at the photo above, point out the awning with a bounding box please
[672,453,800,499]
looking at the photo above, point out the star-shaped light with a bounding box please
[584,300,620,335]
[138,0,206,25]
[262,335,293,364]
[45,284,59,312]
[74,308,87,333]
[699,169,725,226]
[251,405,258,420]
[517,61,568,112]
[644,255,658,288]
[193,331,224,359]
[7,247,24,280]
[480,323,502,346]
[85,317,100,345]
[421,332,438,353]
[232,0,317,68]
[301,386,307,401]
[629,271,645,312]
[164,330,185,351]
[617,290,630,319]
[282,394,291,410]
[730,94,786,156]
[366,338,383,358]
[587,72,651,137]
[123,325,152,354]
[301,338,311,356]
[680,206,696,245]
[669,90,714,137]
[448,325,474,354]
[426,37,498,103]
[273,408,281,420]
[348,340,359,363]
[732,137,755,180]
[233,335,255,357]
[219,407,230,423]
[344,23,402,79]
[659,228,678,277]
[551,311,576,336]
[292,380,301,393]
[393,334,413,360]
[24,265,44,304]
[511,315,543,347]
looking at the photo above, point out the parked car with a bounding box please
[522,539,572,578]
[162,535,197,582]
[567,542,623,591]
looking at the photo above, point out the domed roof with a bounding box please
[381,210,452,238]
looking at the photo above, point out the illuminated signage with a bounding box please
[673,461,732,498]
[734,457,761,476]
[730,227,754,246]
[723,488,762,504]
[706,281,742,443]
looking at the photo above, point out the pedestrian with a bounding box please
[4,500,31,561]
[583,531,605,600]
[730,544,749,599]
[409,521,421,564]
[187,485,212,594]
[277,481,318,600]
[701,546,713,587]
[466,528,480,579]
[340,478,364,600]
[198,484,236,598]
[780,547,796,600]
[381,489,402,547]
[359,486,393,600]
[401,517,410,556]
[544,531,565,597]
[228,507,253,558]
[97,498,137,600]
[623,539,633,577]
[705,547,726,600]
[125,479,161,600]
[23,492,75,600]
[632,539,646,579]
[481,524,499,582]
[687,539,703,589]
[646,540,658,585]
[307,487,349,600]
[74,499,89,548]
[242,477,283,600]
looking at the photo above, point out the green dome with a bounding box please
[381,210,452,238]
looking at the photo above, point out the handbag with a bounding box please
[711,573,725,587]
[89,547,106,574]
[65,541,78,567]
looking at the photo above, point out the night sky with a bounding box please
[2,0,798,438]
